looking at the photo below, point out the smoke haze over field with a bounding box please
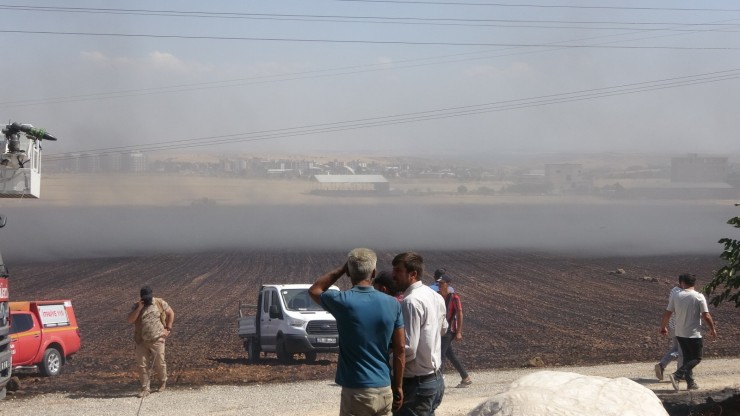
[0,203,735,262]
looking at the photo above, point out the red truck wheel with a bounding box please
[40,348,62,377]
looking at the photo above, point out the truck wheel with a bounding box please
[305,352,317,363]
[247,339,260,363]
[276,337,294,363]
[40,348,62,377]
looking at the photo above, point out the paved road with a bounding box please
[2,358,739,416]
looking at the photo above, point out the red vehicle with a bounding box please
[9,300,81,377]
[0,273,9,397]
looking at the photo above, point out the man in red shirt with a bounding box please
[437,272,472,388]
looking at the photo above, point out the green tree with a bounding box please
[703,204,740,307]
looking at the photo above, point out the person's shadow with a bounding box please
[65,385,140,399]
[9,374,137,399]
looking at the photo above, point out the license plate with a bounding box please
[317,337,336,344]
[0,360,8,371]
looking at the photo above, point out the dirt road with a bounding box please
[2,358,738,416]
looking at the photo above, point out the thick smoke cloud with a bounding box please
[0,203,734,262]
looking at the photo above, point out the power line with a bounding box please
[336,0,740,13]
[2,4,739,29]
[3,29,738,49]
[45,68,740,161]
[0,5,734,111]
[3,10,736,110]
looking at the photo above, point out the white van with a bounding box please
[237,284,339,362]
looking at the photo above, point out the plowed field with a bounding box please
[8,250,740,397]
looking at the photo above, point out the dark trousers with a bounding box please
[441,332,469,380]
[675,337,703,384]
[395,371,444,416]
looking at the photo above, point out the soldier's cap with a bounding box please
[140,286,153,298]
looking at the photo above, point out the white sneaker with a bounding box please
[668,374,680,392]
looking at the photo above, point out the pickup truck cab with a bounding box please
[238,284,339,363]
[9,300,81,376]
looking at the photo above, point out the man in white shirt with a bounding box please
[660,273,717,391]
[392,252,448,416]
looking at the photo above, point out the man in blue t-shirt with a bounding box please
[309,248,405,415]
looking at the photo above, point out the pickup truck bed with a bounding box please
[237,316,256,337]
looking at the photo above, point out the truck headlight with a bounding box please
[287,316,305,327]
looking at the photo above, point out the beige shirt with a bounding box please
[134,298,170,343]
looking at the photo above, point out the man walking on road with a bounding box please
[660,273,717,391]
[655,284,683,381]
[436,272,472,388]
[309,248,406,415]
[127,286,174,398]
[392,252,448,416]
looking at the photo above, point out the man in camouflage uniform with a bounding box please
[127,286,174,397]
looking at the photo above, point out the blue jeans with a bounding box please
[441,332,469,380]
[659,334,683,370]
[395,371,444,416]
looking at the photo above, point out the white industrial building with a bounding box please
[312,174,390,193]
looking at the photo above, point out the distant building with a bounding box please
[620,181,738,200]
[312,174,389,193]
[221,159,235,173]
[124,152,147,173]
[520,169,546,184]
[79,153,101,173]
[545,163,590,193]
[671,154,728,183]
[101,153,122,172]
[59,153,81,172]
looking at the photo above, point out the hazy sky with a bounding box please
[2,1,740,262]
[2,0,740,159]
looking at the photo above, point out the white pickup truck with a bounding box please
[237,284,340,363]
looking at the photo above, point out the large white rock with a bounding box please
[468,371,668,416]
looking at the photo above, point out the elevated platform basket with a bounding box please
[0,166,40,198]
